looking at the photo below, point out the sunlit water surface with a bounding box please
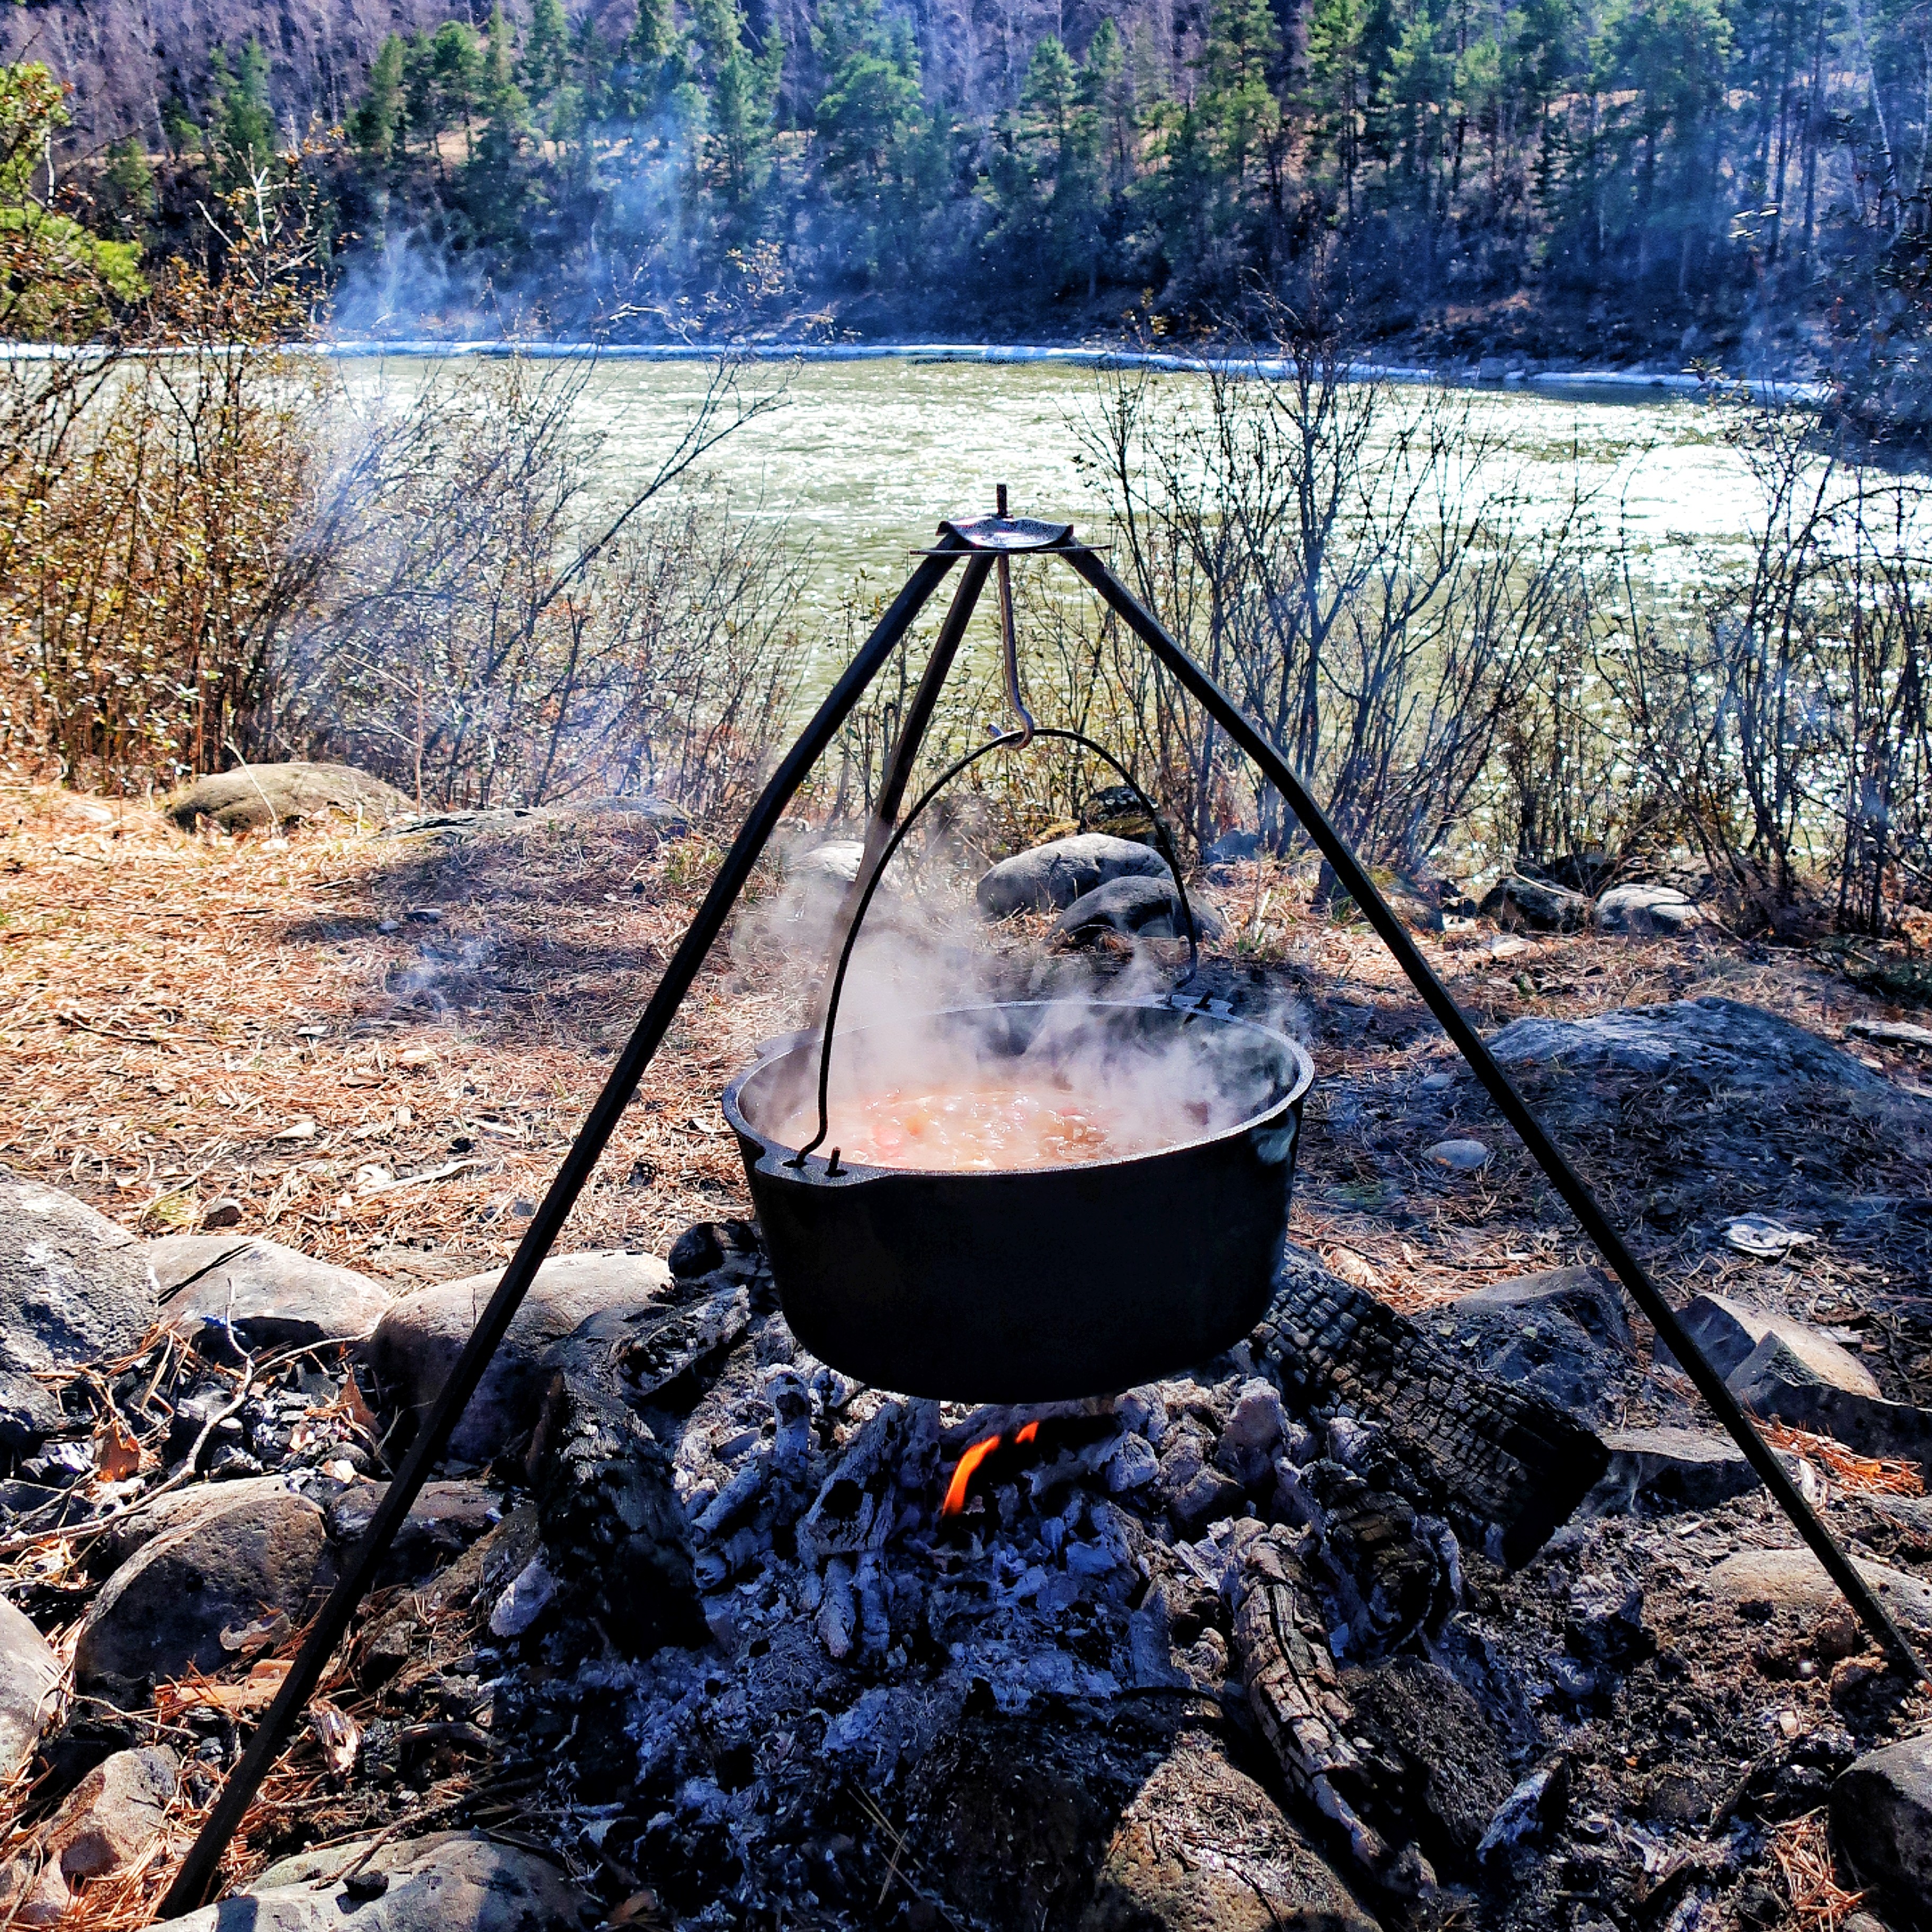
[340,354,1928,689]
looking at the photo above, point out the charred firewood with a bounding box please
[1229,1525,1434,1898]
[1253,1249,1608,1566]
[522,1292,751,1654]
[795,1399,941,1570]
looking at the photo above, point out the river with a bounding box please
[337,350,1903,688]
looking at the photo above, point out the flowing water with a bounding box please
[340,352,1930,695]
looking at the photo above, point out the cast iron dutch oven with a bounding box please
[721,995,1314,1402]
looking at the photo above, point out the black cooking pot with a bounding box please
[721,997,1314,1402]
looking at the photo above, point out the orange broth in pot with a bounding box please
[774,1083,1149,1170]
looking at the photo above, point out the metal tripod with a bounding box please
[158,503,1927,1919]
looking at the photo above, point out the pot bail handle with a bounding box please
[787,728,1201,1169]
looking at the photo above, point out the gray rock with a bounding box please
[1056,876,1223,944]
[1080,1728,1378,1931]
[1479,874,1593,932]
[1709,1548,1932,1635]
[1441,1267,1633,1423]
[1594,883,1704,935]
[362,1249,672,1462]
[87,1472,298,1573]
[977,834,1168,918]
[1727,1335,1932,1463]
[0,1168,156,1373]
[158,1832,585,1932]
[149,1235,393,1352]
[1846,1017,1932,1053]
[0,1855,68,1926]
[74,1485,329,1698]
[0,1370,63,1453]
[1584,1427,1765,1515]
[44,1746,177,1879]
[1459,1266,1633,1351]
[792,839,866,884]
[1832,1728,1932,1905]
[1489,995,1902,1094]
[1658,1291,1880,1394]
[0,1593,62,1781]
[164,761,411,833]
[1423,1137,1491,1171]
[324,1478,500,1582]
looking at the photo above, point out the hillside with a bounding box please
[0,0,487,149]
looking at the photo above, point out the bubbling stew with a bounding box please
[775,1083,1196,1171]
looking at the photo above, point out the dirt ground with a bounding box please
[4,780,1926,1356]
[6,781,1932,1928]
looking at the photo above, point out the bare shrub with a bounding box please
[1072,330,1597,883]
[1596,412,1932,933]
[285,354,797,813]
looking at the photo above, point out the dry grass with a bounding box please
[7,777,1929,1305]
[0,784,804,1276]
[1769,1810,1866,1932]
[1758,1421,1926,1498]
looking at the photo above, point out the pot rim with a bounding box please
[720,996,1314,1183]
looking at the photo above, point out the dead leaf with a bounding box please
[309,1699,362,1776]
[219,1612,291,1657]
[343,1372,378,1430]
[94,1414,143,1482]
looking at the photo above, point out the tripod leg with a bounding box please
[158,539,970,1918]
[1067,544,1929,1688]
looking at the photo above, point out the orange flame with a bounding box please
[942,1434,1001,1516]
[941,1418,1045,1517]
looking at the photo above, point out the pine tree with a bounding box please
[693,0,782,209]
[350,33,406,162]
[622,0,686,119]
[210,39,275,189]
[524,0,573,108]
[101,136,156,241]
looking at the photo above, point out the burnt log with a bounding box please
[1230,1525,1430,1894]
[1253,1249,1608,1565]
[523,1289,752,1654]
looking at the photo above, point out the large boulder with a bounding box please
[148,1235,393,1352]
[1832,1729,1932,1906]
[158,1832,585,1932]
[0,1594,62,1781]
[1488,996,1902,1095]
[164,762,410,834]
[1595,882,1704,935]
[1478,874,1592,932]
[74,1484,330,1700]
[362,1250,673,1463]
[1057,876,1224,945]
[1080,1728,1377,1931]
[1657,1291,1880,1395]
[977,834,1169,918]
[0,1169,155,1374]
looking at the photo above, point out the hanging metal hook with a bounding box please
[994,482,1035,748]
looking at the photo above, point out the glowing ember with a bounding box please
[777,1085,1137,1171]
[1015,1419,1039,1445]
